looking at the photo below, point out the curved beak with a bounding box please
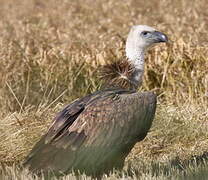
[152,31,168,43]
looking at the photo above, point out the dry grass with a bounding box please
[0,0,207,179]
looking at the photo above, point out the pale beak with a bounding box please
[152,31,168,43]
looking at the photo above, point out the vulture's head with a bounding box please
[126,25,168,62]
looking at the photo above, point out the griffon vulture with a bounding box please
[23,25,168,177]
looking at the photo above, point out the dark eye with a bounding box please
[141,31,150,36]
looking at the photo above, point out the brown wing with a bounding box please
[23,89,156,175]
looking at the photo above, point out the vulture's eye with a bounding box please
[141,31,151,36]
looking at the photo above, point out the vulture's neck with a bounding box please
[99,50,145,90]
[126,48,145,89]
[125,33,146,89]
[100,36,146,90]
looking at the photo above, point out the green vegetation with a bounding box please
[0,0,207,179]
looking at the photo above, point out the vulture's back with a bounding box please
[23,88,156,176]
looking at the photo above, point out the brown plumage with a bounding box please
[23,25,168,177]
[24,88,156,177]
[99,59,137,90]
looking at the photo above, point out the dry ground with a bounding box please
[0,0,207,179]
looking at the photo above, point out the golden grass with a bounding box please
[0,0,208,179]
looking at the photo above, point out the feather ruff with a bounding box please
[99,59,136,90]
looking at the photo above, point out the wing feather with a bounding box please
[24,89,156,176]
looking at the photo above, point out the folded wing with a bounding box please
[23,88,156,176]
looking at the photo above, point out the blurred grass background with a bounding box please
[0,0,207,179]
